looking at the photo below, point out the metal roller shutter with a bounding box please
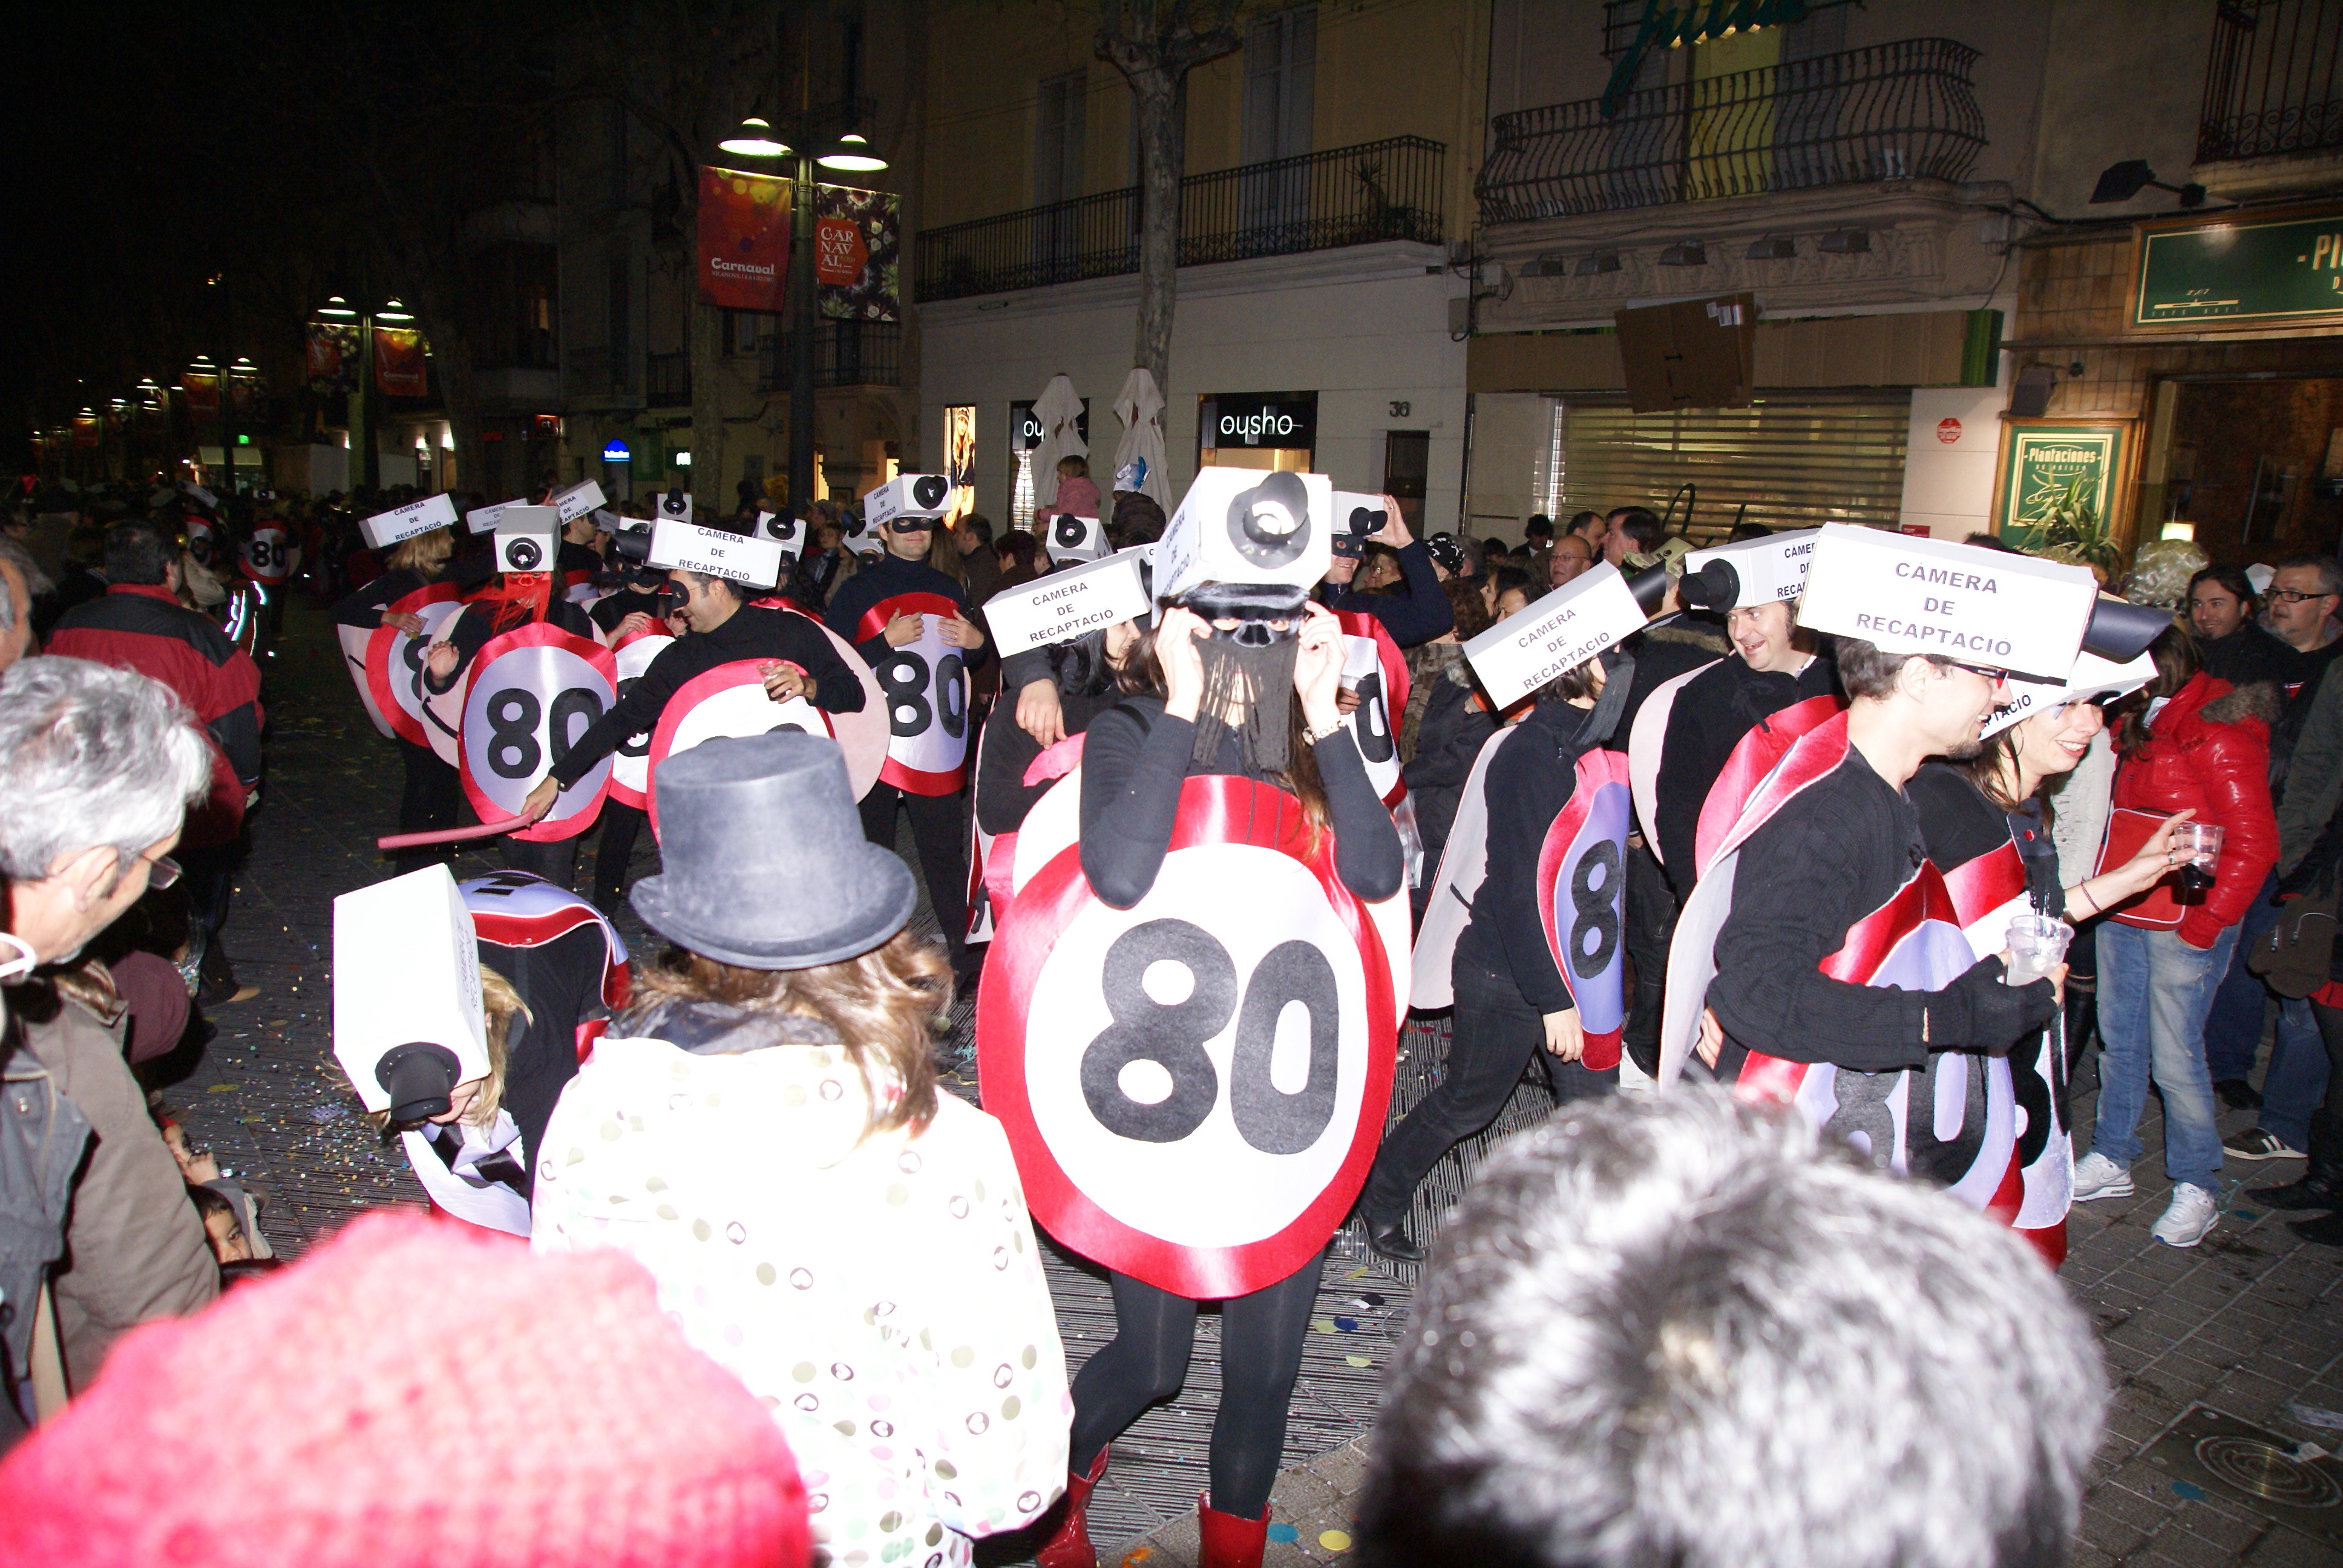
[1561,391,1912,544]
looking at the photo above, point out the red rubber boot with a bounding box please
[1034,1446,1110,1568]
[1197,1491,1272,1568]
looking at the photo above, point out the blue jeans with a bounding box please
[2090,921,2238,1191]
[2200,869,2332,1146]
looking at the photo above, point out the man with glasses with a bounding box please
[0,656,221,1396]
[2263,555,2343,700]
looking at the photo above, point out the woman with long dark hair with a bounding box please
[332,527,466,872]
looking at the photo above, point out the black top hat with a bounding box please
[631,733,916,970]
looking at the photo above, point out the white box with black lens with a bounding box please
[1156,468,1332,601]
[1331,491,1389,546]
[359,492,457,550]
[647,516,786,588]
[332,865,488,1117]
[863,473,954,531]
[654,488,694,526]
[1042,510,1106,563]
[1680,528,1820,610]
[494,505,560,574]
[755,510,806,564]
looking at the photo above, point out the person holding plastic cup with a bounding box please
[2075,627,2278,1248]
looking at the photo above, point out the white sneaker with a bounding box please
[2073,1151,2134,1201]
[2152,1183,2221,1247]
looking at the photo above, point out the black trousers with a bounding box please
[592,800,649,918]
[1359,956,1614,1224]
[393,740,464,875]
[859,783,969,964]
[1622,840,1673,1074]
[503,832,580,890]
[1064,1251,1326,1520]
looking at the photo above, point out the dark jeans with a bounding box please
[392,740,463,875]
[859,783,969,964]
[2313,1004,2343,1120]
[1622,840,1674,1071]
[1359,956,1615,1223]
[592,800,648,918]
[1065,1250,1325,1520]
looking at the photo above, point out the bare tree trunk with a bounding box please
[1129,68,1181,394]
[424,313,488,498]
[689,299,725,514]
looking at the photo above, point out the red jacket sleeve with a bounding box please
[2181,719,2278,947]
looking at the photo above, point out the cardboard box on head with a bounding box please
[647,515,787,587]
[1041,509,1106,563]
[332,865,488,1120]
[1462,560,1653,710]
[359,492,458,550]
[1678,528,1820,612]
[494,505,560,575]
[986,547,1153,655]
[549,478,607,524]
[466,498,519,536]
[1156,468,1333,602]
[1982,647,2158,740]
[1794,523,2101,682]
[1331,491,1389,549]
[863,473,954,534]
[654,487,694,526]
[753,510,806,564]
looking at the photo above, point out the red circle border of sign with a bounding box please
[1534,758,1630,1073]
[976,774,1398,1301]
[365,581,465,750]
[456,619,616,844]
[853,590,973,795]
[643,660,836,840]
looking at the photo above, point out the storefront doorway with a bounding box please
[2152,376,2343,563]
[1199,391,1317,472]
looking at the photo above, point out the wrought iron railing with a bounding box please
[646,351,690,407]
[2200,0,2343,162]
[759,320,903,390]
[1476,38,1986,223]
[916,135,1445,302]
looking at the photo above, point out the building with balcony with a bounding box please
[913,0,1485,534]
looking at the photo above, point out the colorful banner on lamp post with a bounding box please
[816,182,900,322]
[180,371,219,414]
[374,328,428,397]
[307,323,361,393]
[697,165,791,312]
[71,414,99,449]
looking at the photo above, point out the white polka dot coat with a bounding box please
[534,1031,1073,1568]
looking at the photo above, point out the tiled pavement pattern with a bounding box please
[162,601,2341,1566]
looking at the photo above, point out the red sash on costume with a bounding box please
[1692,693,1844,881]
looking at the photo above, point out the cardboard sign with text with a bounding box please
[332,865,488,1116]
[466,498,520,536]
[1680,527,1818,608]
[551,479,607,524]
[1795,523,2099,681]
[359,492,457,551]
[986,550,1153,656]
[1982,648,2158,739]
[1463,561,1648,708]
[647,517,786,587]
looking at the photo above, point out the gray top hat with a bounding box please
[631,733,916,969]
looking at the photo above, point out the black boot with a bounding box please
[2290,1209,2343,1244]
[1364,1214,1424,1264]
[2249,1109,2343,1210]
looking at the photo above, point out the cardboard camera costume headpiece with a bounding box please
[862,473,954,532]
[548,478,607,524]
[1794,523,2166,682]
[1041,509,1106,563]
[359,492,457,551]
[986,546,1154,656]
[753,509,806,564]
[466,498,518,536]
[647,514,787,588]
[1329,491,1388,559]
[1981,647,2158,739]
[1155,468,1333,611]
[333,865,488,1124]
[493,505,560,575]
[655,487,694,526]
[1461,560,1664,710]
[1677,528,1819,612]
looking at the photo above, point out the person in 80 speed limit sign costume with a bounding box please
[985,468,1404,1568]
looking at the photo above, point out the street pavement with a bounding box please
[160,598,2343,1566]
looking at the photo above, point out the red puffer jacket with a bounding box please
[2111,671,2279,947]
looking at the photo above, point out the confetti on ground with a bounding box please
[1319,1530,1352,1551]
[1343,1354,1371,1369]
[1267,1523,1299,1543]
[1311,1318,1337,1334]
[2169,1481,2207,1501]
[1333,1316,1360,1332]
[206,1083,237,1093]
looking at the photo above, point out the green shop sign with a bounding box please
[1995,423,2128,550]
[2134,210,2343,328]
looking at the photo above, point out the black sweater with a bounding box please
[330,567,439,629]
[2199,624,2289,688]
[824,550,992,674]
[1078,697,1403,909]
[1454,699,1608,1013]
[1654,652,1840,888]
[420,593,600,697]
[549,605,865,786]
[975,684,1118,837]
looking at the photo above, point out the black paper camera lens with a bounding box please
[911,474,951,510]
[505,538,542,571]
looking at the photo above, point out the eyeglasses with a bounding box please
[2268,588,2335,604]
[135,852,182,890]
[1946,660,2008,684]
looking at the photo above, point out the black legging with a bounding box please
[1064,1250,1326,1520]
[592,800,648,918]
[393,740,463,874]
[859,783,969,965]
[2310,1002,2343,1119]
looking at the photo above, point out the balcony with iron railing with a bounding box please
[2200,0,2343,163]
[916,135,1446,303]
[1476,38,1986,224]
[759,320,903,391]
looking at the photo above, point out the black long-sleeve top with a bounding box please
[1454,699,1605,1014]
[420,593,599,697]
[824,550,993,674]
[330,567,438,630]
[2199,623,2289,688]
[1907,762,2061,913]
[1317,540,1452,648]
[1078,696,1403,909]
[548,604,866,787]
[1653,652,1840,889]
[975,684,1118,836]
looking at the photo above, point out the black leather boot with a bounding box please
[2249,1109,2343,1210]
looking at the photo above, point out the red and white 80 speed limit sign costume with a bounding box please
[1331,612,1409,807]
[1536,749,1633,1072]
[241,522,292,587]
[978,773,1408,1299]
[605,626,675,809]
[641,661,859,840]
[854,592,972,794]
[349,583,466,747]
[457,622,616,843]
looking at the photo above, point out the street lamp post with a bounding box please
[316,295,410,492]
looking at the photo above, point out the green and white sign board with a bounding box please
[1996,424,2126,551]
[2135,211,2343,328]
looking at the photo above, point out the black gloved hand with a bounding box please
[1931,953,2060,1055]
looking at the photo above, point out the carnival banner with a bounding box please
[307,322,361,393]
[373,328,428,398]
[697,165,790,312]
[816,181,900,322]
[179,371,219,415]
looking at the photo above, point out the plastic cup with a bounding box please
[2174,820,2224,897]
[2004,912,2072,987]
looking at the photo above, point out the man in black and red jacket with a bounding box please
[48,518,263,1004]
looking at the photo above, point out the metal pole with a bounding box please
[356,314,379,491]
[788,150,818,517]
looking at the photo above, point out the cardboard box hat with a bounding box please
[863,474,954,532]
[1793,523,2104,682]
[1155,468,1333,603]
[332,866,489,1121]
[986,547,1153,656]
[466,498,520,536]
[1330,491,1388,556]
[1041,509,1106,563]
[1982,647,2159,739]
[1461,561,1660,710]
[753,509,806,563]
[647,514,787,588]
[1678,528,1820,612]
[358,492,457,551]
[493,505,561,575]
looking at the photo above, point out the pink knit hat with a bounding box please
[0,1211,809,1568]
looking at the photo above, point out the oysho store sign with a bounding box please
[1204,393,1317,450]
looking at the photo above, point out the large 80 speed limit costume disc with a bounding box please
[349,581,465,746]
[978,774,1402,1300]
[1537,748,1633,1071]
[641,656,886,838]
[457,622,616,843]
[853,591,973,795]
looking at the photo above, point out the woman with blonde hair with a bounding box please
[534,732,1069,1568]
[367,965,536,1236]
[333,526,463,868]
